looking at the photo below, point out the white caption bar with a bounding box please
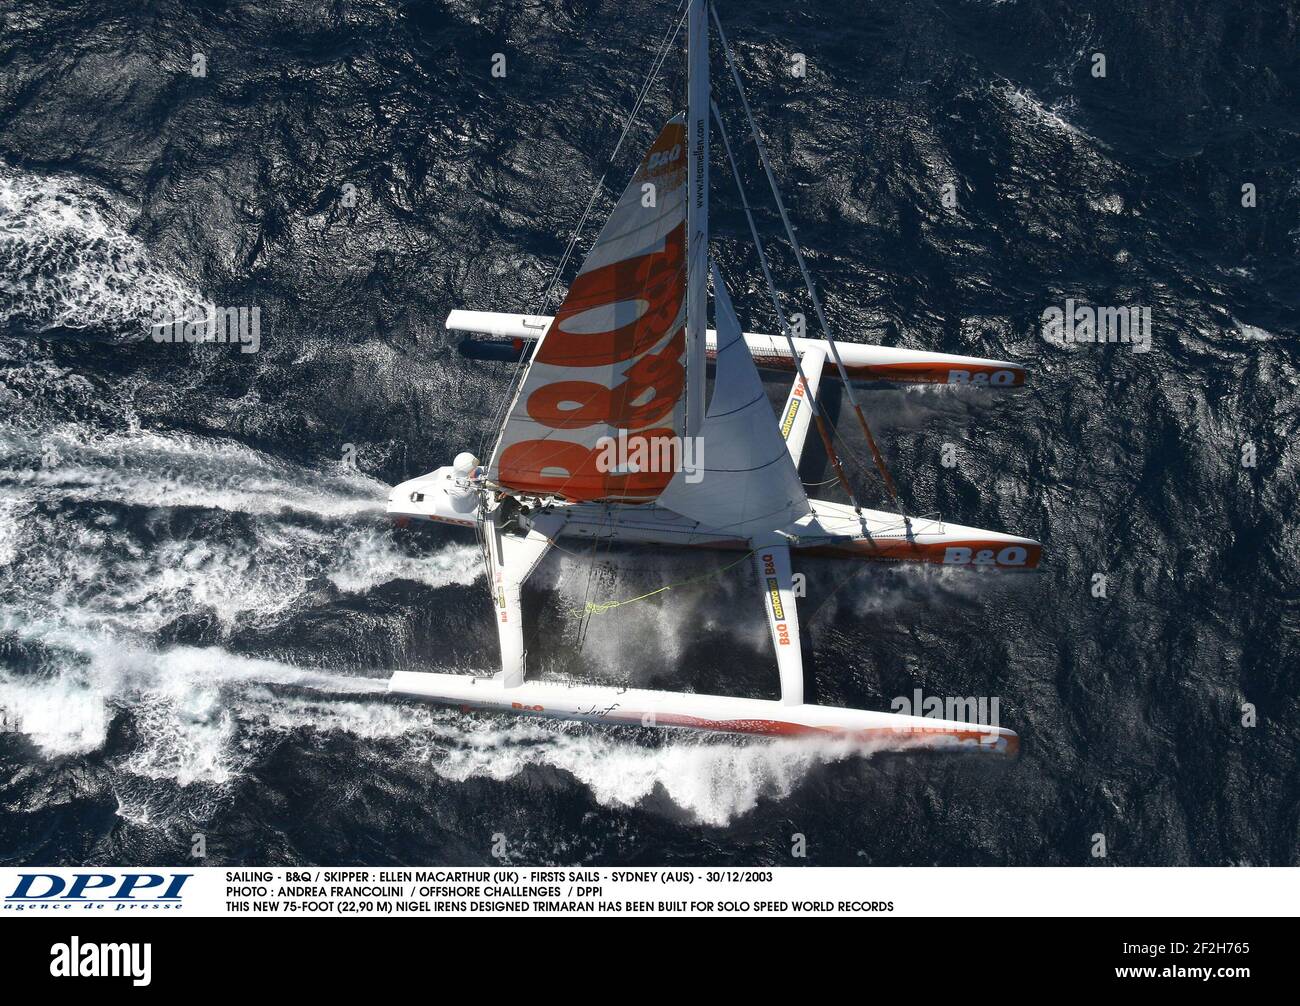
[0,867,1292,917]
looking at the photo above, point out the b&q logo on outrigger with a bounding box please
[943,545,1031,566]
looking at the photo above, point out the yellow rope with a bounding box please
[568,548,758,617]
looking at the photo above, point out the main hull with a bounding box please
[388,470,1041,571]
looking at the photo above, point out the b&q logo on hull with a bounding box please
[760,553,791,644]
[943,546,1029,567]
[948,369,1017,387]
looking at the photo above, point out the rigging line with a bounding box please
[570,547,760,617]
[575,517,604,649]
[474,509,501,619]
[802,560,876,625]
[711,8,913,538]
[710,97,869,530]
[575,503,623,648]
[536,527,717,570]
[538,1,687,314]
[539,7,685,312]
[481,2,689,464]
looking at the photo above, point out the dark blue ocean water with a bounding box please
[0,0,1296,866]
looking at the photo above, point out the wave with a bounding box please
[424,714,865,828]
[0,415,877,832]
[0,424,389,518]
[0,162,202,335]
[0,611,869,828]
[0,619,388,760]
[0,626,391,826]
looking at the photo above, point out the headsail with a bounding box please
[658,263,810,536]
[490,117,690,502]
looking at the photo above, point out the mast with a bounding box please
[685,0,709,437]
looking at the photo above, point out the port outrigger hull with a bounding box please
[446,309,1026,388]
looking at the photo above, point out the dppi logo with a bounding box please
[4,873,192,912]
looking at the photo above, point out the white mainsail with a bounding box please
[489,116,691,502]
[658,262,810,536]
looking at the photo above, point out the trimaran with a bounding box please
[386,0,1040,754]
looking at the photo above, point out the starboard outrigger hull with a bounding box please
[387,671,1018,754]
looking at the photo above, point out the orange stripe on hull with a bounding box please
[440,704,1017,755]
[541,708,1016,755]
